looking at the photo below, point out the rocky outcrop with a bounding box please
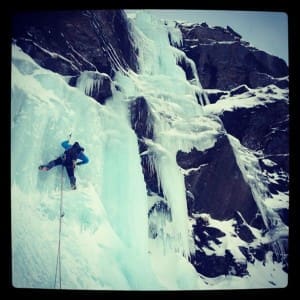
[12,10,138,76]
[129,96,163,197]
[219,97,289,200]
[220,101,289,173]
[178,22,288,90]
[69,71,112,104]
[12,10,138,104]
[191,229,248,277]
[177,134,265,229]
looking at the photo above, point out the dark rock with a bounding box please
[129,97,163,197]
[233,212,256,243]
[192,217,225,249]
[249,50,288,77]
[250,244,269,262]
[191,251,228,277]
[178,23,288,90]
[177,134,264,229]
[274,78,289,89]
[89,75,112,104]
[226,26,242,39]
[206,90,228,103]
[220,101,289,173]
[130,96,153,139]
[12,10,138,79]
[74,71,112,104]
[219,99,289,200]
[239,246,255,263]
[235,224,256,243]
[276,208,289,226]
[176,55,195,81]
[12,9,140,106]
[249,213,266,230]
[230,84,250,96]
[141,155,163,197]
[68,76,78,87]
[16,39,81,76]
[180,23,240,44]
[191,249,248,277]
[205,226,226,238]
[248,71,275,88]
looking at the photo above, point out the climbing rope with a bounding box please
[54,165,64,289]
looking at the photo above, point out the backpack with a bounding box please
[64,142,84,163]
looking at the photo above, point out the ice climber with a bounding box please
[38,140,89,190]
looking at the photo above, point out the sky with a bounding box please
[125,10,289,65]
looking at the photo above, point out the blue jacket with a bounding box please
[61,140,89,165]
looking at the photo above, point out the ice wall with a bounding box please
[11,44,162,289]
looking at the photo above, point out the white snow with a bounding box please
[204,84,288,116]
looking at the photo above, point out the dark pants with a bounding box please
[45,156,76,186]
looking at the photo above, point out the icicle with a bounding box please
[76,71,109,98]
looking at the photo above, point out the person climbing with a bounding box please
[38,140,89,190]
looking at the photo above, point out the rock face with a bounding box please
[177,134,265,229]
[12,10,138,104]
[178,22,288,90]
[12,10,138,76]
[219,96,289,201]
[220,101,289,172]
[129,96,163,197]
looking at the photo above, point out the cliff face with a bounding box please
[11,10,289,281]
[13,10,138,76]
[178,22,288,90]
[12,10,138,104]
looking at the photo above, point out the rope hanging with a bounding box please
[54,165,64,289]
